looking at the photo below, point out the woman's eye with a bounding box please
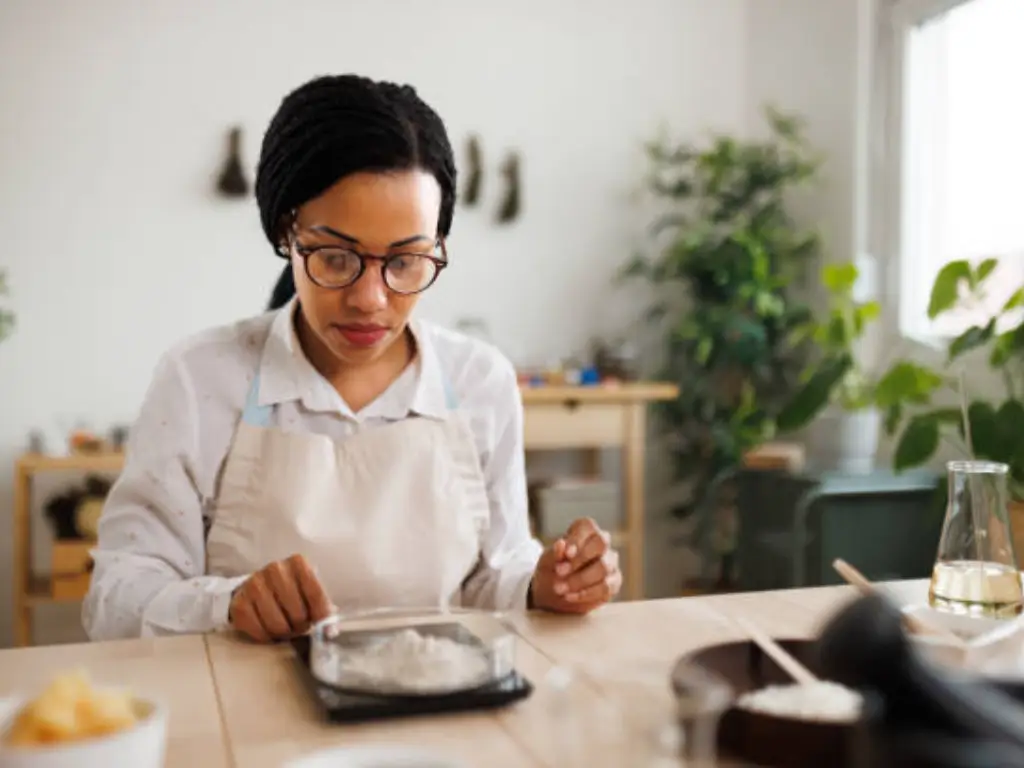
[320,249,359,270]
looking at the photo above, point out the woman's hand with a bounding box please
[229,554,333,642]
[530,518,622,613]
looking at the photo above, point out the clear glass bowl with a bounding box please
[308,607,518,698]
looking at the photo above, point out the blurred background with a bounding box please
[2,0,1021,648]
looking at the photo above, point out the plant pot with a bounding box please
[805,407,881,474]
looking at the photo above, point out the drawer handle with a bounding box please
[561,399,581,411]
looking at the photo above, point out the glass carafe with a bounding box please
[929,460,1023,619]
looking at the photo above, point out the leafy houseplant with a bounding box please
[776,262,881,433]
[621,107,822,518]
[882,257,1024,498]
[0,270,13,343]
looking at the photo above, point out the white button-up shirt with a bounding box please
[83,302,543,640]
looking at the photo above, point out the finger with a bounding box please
[565,577,614,606]
[230,595,269,643]
[288,554,333,622]
[247,576,292,638]
[568,529,610,572]
[536,536,569,573]
[265,560,308,630]
[564,518,601,559]
[567,551,620,603]
[564,558,609,596]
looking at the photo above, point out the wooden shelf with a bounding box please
[520,383,678,405]
[24,576,87,605]
[17,452,125,474]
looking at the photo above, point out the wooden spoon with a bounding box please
[731,615,819,685]
[832,558,963,645]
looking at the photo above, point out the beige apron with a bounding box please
[204,367,491,611]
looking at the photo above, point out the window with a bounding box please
[897,0,1024,340]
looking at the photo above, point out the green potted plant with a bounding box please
[0,269,14,344]
[621,106,822,520]
[775,261,884,471]
[880,257,1024,550]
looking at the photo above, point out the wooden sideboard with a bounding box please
[11,382,678,646]
[520,383,677,601]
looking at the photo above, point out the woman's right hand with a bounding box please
[228,554,333,642]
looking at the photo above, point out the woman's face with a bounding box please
[289,170,442,369]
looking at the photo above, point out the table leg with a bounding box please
[13,466,32,647]
[623,404,646,601]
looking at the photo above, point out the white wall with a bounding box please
[0,0,751,646]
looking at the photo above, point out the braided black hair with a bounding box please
[258,75,457,311]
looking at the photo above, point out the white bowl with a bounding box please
[0,695,167,768]
[903,603,1024,677]
[284,745,466,768]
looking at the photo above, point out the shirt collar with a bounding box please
[257,298,450,420]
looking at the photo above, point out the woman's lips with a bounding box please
[334,324,389,347]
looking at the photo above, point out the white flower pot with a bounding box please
[807,407,881,474]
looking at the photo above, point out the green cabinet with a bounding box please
[734,468,944,591]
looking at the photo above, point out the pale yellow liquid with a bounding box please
[929,560,1024,619]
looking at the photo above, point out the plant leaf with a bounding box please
[948,319,996,362]
[928,260,971,319]
[873,362,944,407]
[884,403,902,436]
[618,253,649,282]
[967,401,999,460]
[894,416,940,470]
[976,257,998,284]
[775,354,853,433]
[1003,288,1024,313]
[822,262,858,294]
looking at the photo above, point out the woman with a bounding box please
[84,75,621,642]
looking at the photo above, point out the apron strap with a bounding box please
[241,372,274,428]
[441,372,459,411]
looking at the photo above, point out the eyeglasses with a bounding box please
[289,240,448,295]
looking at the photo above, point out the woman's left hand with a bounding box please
[530,517,622,613]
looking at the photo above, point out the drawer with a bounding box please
[51,540,95,576]
[50,540,94,577]
[52,573,91,600]
[523,404,625,449]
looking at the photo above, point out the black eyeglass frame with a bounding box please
[287,238,449,296]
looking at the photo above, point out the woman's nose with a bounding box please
[344,264,389,312]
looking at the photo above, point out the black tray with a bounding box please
[290,634,534,724]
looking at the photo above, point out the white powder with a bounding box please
[324,629,493,694]
[736,681,863,723]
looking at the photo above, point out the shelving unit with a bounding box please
[12,452,124,646]
[520,382,678,600]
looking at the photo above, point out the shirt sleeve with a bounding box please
[461,359,543,611]
[82,351,248,640]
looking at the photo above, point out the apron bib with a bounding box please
[205,371,491,611]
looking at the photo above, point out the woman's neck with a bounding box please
[295,312,415,414]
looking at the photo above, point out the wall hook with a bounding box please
[496,150,522,224]
[462,134,483,207]
[216,126,250,198]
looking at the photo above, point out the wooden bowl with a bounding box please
[675,639,880,768]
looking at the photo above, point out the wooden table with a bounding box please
[521,383,678,601]
[0,583,929,766]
